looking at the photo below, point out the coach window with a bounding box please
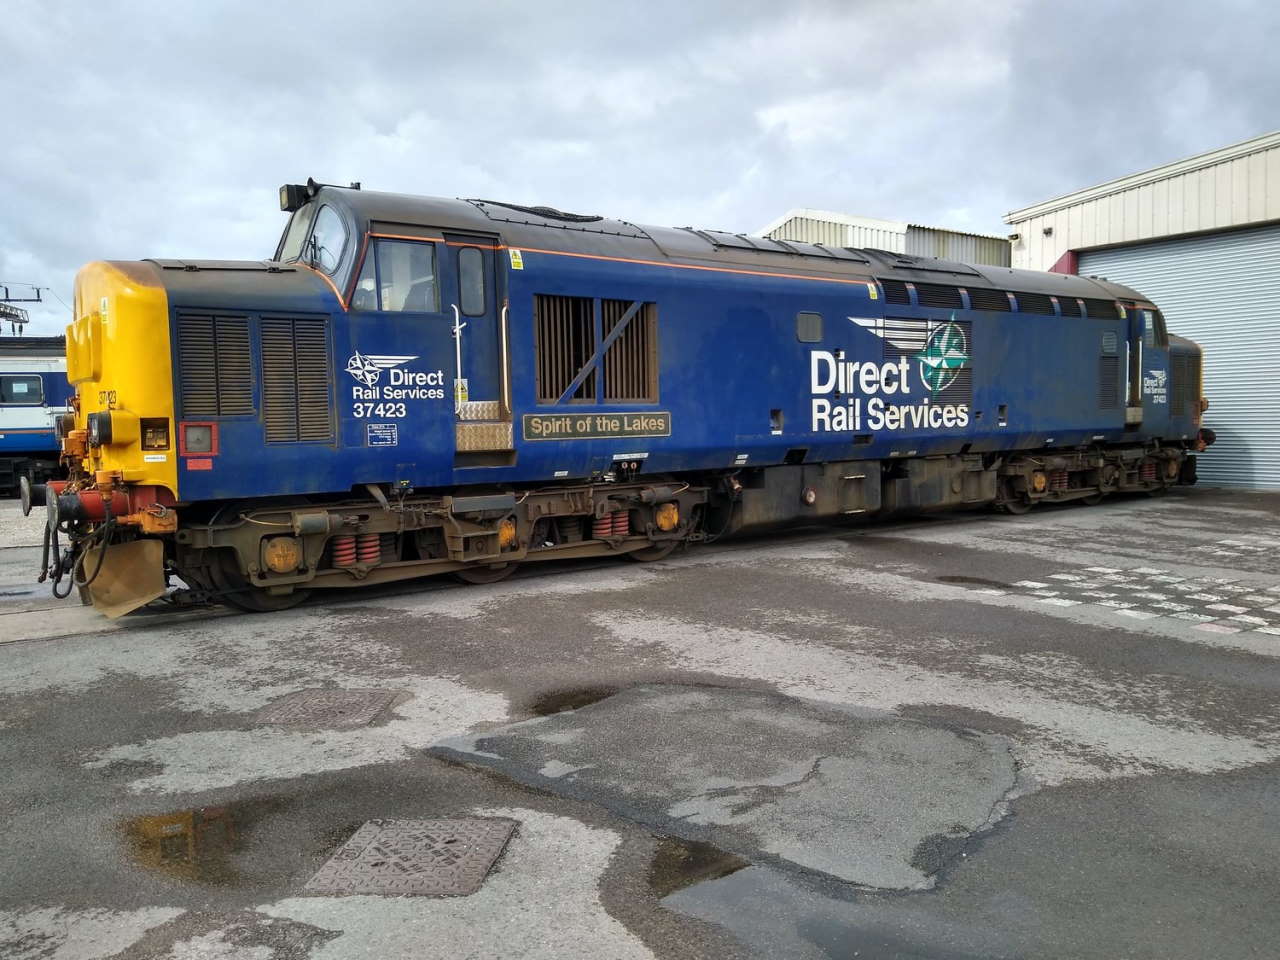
[0,374,43,405]
[796,311,823,342]
[459,247,485,316]
[352,239,439,312]
[305,205,348,275]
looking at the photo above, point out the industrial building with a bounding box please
[1006,130,1280,488]
[758,209,1011,267]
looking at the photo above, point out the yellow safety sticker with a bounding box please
[509,249,525,270]
[867,282,878,300]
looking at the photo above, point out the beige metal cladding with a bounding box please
[1005,130,1280,270]
[904,226,1011,266]
[759,208,1010,266]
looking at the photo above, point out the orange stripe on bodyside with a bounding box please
[514,245,874,287]
[299,263,348,310]
[369,231,872,288]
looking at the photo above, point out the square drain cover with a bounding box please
[305,818,517,896]
[255,688,396,728]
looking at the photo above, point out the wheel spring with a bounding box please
[356,532,382,565]
[1049,469,1069,491]
[331,534,357,567]
[1140,461,1157,483]
[592,510,631,539]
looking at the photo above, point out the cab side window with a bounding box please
[306,205,348,275]
[352,239,439,312]
[1141,309,1168,349]
[0,375,43,405]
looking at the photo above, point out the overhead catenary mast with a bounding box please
[0,283,44,335]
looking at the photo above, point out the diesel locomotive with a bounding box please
[27,180,1210,616]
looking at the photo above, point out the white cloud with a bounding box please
[2,0,1277,334]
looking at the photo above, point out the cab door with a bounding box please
[445,234,514,462]
[445,234,505,413]
[1138,307,1171,428]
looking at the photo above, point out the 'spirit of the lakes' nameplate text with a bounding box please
[523,411,671,441]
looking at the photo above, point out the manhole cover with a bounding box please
[255,688,396,728]
[305,818,517,896]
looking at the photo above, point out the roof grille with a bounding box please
[879,279,911,305]
[965,287,1011,312]
[1083,298,1119,319]
[176,314,254,417]
[261,317,333,444]
[913,283,963,309]
[1012,292,1055,315]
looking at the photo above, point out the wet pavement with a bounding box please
[1,487,1279,958]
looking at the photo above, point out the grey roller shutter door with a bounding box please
[1079,222,1280,489]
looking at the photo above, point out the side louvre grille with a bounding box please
[1083,298,1119,319]
[1057,296,1082,317]
[602,300,658,402]
[1099,332,1120,410]
[913,283,964,309]
[1013,292,1055,315]
[879,279,911,304]
[534,294,595,402]
[1170,353,1198,418]
[966,287,1011,312]
[261,317,333,443]
[1099,357,1120,409]
[177,314,253,417]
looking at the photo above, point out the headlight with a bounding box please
[87,411,112,446]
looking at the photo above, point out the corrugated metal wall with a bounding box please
[1079,222,1280,488]
[764,218,1010,265]
[765,216,906,252]
[905,226,1011,266]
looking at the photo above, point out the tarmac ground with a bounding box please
[1,486,1278,959]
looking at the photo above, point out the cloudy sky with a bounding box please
[3,0,1277,334]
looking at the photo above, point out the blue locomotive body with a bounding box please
[47,183,1207,614]
[162,188,1199,502]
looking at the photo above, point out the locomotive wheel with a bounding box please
[997,479,1033,515]
[1080,493,1104,506]
[208,501,311,612]
[455,562,518,584]
[625,541,678,562]
[211,550,311,612]
[1145,485,1169,498]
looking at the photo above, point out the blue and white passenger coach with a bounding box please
[34,180,1211,615]
[0,335,70,493]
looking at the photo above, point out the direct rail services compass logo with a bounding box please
[345,352,418,387]
[914,319,969,393]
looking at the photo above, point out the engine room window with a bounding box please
[796,311,823,342]
[305,205,348,275]
[459,247,486,316]
[0,375,43,405]
[352,239,439,312]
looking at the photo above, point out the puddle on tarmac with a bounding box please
[120,795,336,887]
[529,686,620,716]
[648,835,749,899]
[936,575,1010,588]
